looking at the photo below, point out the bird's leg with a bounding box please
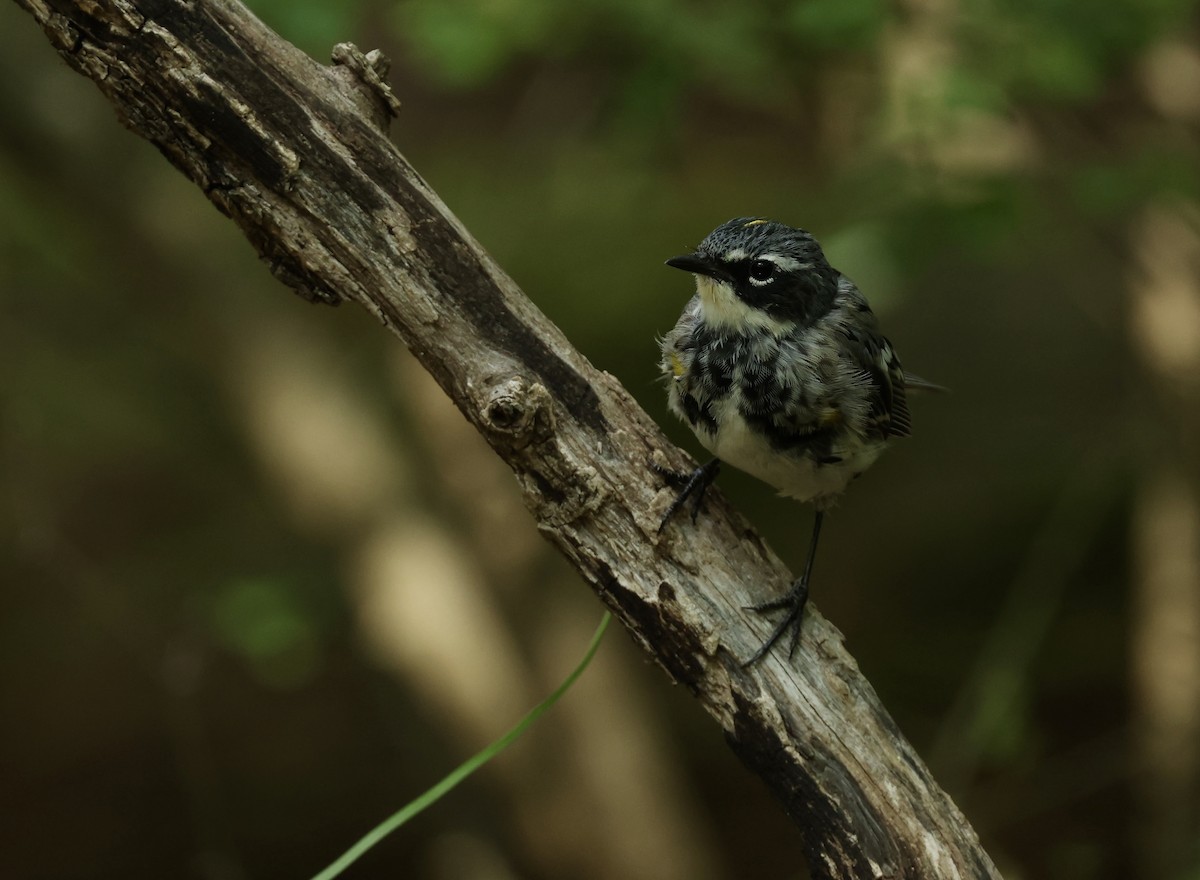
[743,510,824,666]
[653,458,721,533]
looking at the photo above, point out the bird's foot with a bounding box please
[742,576,811,667]
[653,458,721,533]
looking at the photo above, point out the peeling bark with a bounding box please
[12,0,1001,876]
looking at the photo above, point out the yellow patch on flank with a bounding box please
[818,407,843,427]
[742,219,769,227]
[669,352,686,378]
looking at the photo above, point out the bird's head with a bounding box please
[666,218,840,330]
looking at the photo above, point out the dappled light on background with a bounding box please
[229,315,409,533]
[350,514,531,735]
[1129,200,1200,880]
[881,2,1037,179]
[1133,471,1200,872]
[1130,204,1200,382]
[1140,40,1200,122]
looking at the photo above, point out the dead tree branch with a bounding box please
[13,0,1000,876]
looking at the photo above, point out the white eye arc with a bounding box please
[748,259,777,284]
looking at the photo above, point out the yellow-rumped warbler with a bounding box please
[657,217,938,665]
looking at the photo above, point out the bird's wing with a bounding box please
[827,299,911,440]
[821,277,912,441]
[858,337,912,440]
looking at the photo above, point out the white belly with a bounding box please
[695,404,883,505]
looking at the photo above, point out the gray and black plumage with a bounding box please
[657,217,937,665]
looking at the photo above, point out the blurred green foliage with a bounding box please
[210,576,325,689]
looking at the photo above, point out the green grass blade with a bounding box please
[311,611,613,880]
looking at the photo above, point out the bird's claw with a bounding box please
[742,576,811,667]
[653,458,721,533]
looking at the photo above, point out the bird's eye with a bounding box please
[748,259,776,282]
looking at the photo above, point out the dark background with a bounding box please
[3,0,1199,877]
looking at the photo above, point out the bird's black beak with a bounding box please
[665,253,733,285]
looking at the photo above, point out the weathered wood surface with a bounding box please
[13,1,1000,876]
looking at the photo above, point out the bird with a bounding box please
[656,217,939,665]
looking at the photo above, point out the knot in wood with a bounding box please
[482,376,552,447]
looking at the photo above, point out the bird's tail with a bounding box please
[903,372,948,394]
